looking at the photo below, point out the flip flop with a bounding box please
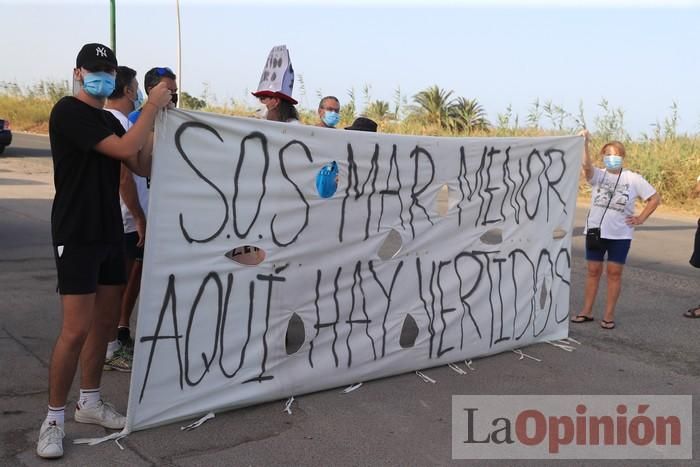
[570,315,594,323]
[683,306,700,319]
[600,320,616,330]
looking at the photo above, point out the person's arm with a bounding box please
[94,82,172,175]
[626,192,661,226]
[579,129,594,181]
[133,131,155,176]
[120,165,146,247]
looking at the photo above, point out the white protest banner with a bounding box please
[125,109,583,432]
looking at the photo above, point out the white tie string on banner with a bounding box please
[283,397,296,415]
[415,371,437,384]
[180,412,215,431]
[341,383,363,394]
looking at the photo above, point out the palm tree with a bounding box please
[448,97,490,133]
[366,100,391,121]
[412,85,454,128]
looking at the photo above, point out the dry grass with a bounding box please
[2,81,698,212]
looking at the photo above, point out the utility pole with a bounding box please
[176,0,182,108]
[110,0,116,55]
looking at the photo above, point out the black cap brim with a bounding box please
[81,59,117,71]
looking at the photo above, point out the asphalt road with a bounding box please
[1,132,52,158]
[1,133,698,466]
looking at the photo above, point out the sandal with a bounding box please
[600,320,616,330]
[571,315,594,323]
[683,306,700,319]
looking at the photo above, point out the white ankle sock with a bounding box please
[78,388,101,409]
[105,340,121,359]
[45,405,65,426]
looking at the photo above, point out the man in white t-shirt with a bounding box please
[571,131,661,330]
[121,66,179,336]
[104,65,148,371]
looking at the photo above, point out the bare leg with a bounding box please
[48,294,96,407]
[79,285,122,390]
[107,281,126,343]
[603,261,624,324]
[577,260,603,318]
[119,258,141,329]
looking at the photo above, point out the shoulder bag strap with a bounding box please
[586,169,622,230]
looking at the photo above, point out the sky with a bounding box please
[2,0,700,137]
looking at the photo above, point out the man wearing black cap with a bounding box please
[36,43,172,459]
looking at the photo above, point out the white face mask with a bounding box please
[255,104,268,120]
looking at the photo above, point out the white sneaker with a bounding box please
[74,400,126,429]
[36,420,64,459]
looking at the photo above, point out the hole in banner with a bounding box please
[436,184,449,217]
[224,246,266,266]
[399,314,419,348]
[539,281,548,309]
[285,313,305,355]
[378,229,402,260]
[480,228,503,245]
[552,228,567,239]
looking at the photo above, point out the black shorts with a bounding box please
[54,242,126,295]
[124,231,144,261]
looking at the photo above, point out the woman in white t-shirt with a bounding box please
[571,131,661,329]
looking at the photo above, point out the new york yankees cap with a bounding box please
[76,43,118,70]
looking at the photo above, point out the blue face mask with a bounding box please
[322,111,340,128]
[603,155,623,170]
[82,71,116,98]
[133,88,145,110]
